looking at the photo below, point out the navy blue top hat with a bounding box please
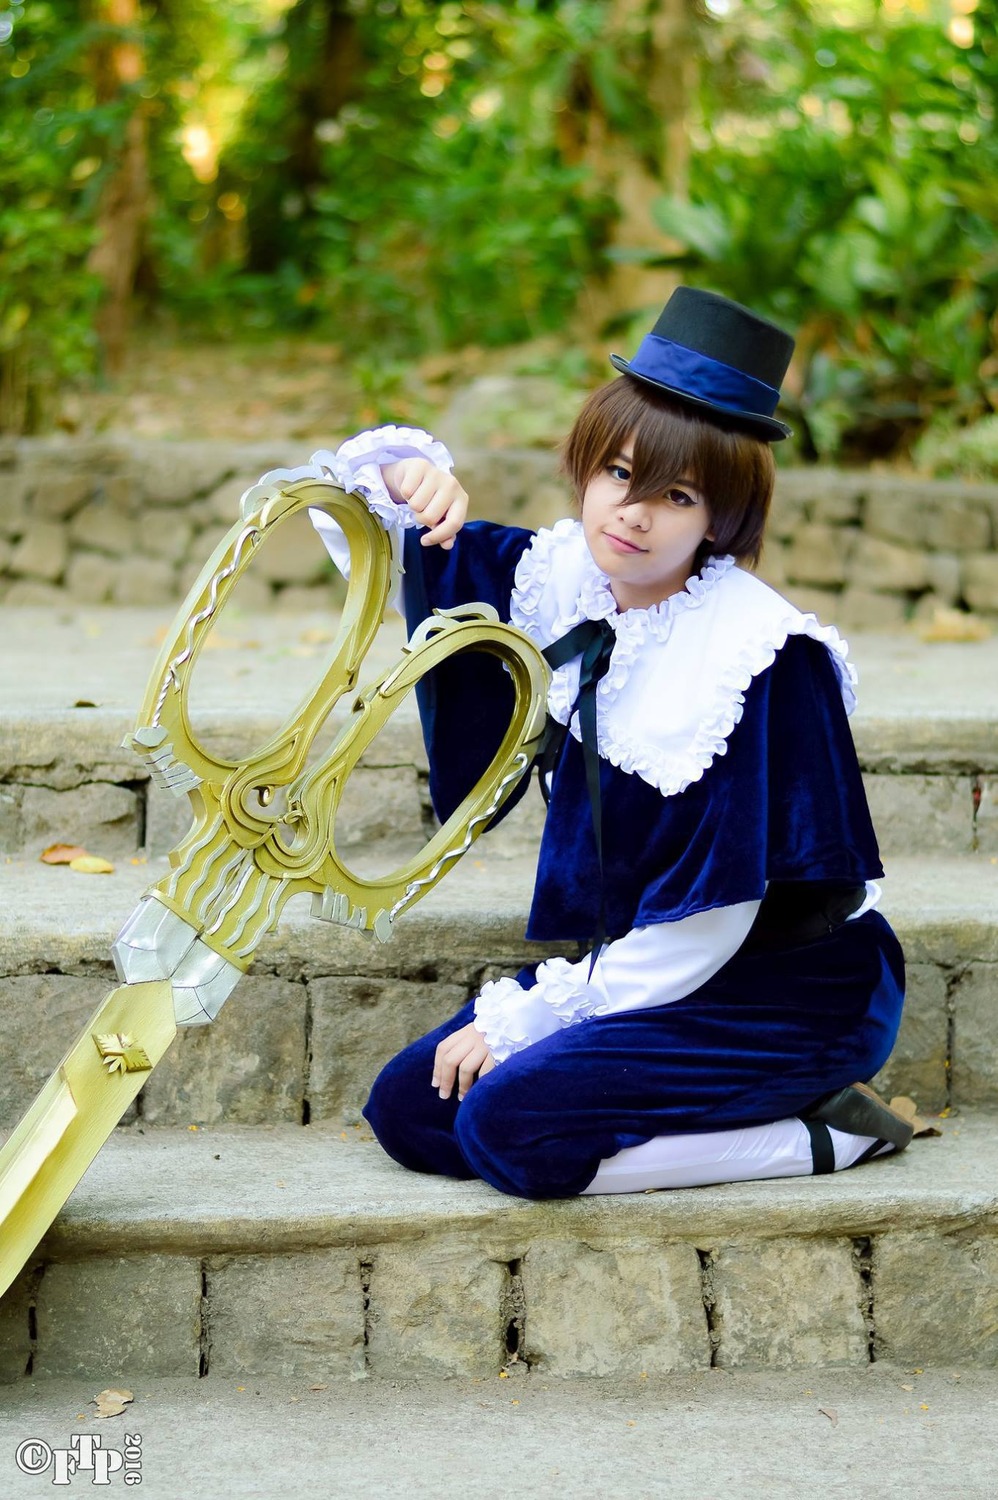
[609,287,795,442]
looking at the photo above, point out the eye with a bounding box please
[607,462,632,483]
[666,488,699,507]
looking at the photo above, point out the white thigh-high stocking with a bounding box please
[580,1117,892,1195]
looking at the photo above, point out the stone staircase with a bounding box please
[1,608,997,1386]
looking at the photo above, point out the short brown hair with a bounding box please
[561,377,776,567]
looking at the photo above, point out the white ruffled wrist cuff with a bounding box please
[332,425,455,533]
[473,958,606,1063]
[248,426,454,536]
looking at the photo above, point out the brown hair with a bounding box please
[561,377,776,568]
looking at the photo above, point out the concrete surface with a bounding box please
[3,608,996,749]
[2,1117,996,1382]
[0,1366,996,1499]
[16,1115,996,1256]
[0,851,994,1124]
[1,611,997,860]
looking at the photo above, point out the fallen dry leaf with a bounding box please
[889,1095,942,1138]
[901,1384,914,1392]
[309,1384,328,1392]
[69,855,115,875]
[917,607,991,644]
[300,627,333,645]
[818,1406,839,1426]
[92,1387,134,1420]
[40,843,88,865]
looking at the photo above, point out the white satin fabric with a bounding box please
[472,901,761,1063]
[510,519,858,799]
[580,1118,891,1193]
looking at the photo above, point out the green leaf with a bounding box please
[650,197,731,262]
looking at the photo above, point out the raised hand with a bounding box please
[381,458,469,550]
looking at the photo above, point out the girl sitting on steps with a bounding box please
[288,287,911,1198]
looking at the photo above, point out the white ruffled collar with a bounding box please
[510,519,857,800]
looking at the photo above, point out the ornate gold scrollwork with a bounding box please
[0,478,550,1298]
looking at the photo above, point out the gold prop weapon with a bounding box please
[0,478,550,1297]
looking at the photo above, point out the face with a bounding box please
[581,443,714,612]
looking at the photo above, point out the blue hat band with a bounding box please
[628,335,781,419]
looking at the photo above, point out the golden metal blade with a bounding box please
[0,981,176,1295]
[0,479,551,1302]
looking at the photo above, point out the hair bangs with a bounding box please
[627,400,706,506]
[562,376,776,568]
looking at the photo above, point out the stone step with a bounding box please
[2,1113,996,1384]
[4,1365,998,1498]
[2,610,997,860]
[0,853,995,1130]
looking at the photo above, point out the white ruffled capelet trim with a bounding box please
[510,520,857,801]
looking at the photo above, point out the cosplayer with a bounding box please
[304,287,911,1198]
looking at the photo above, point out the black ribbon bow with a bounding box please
[539,617,617,969]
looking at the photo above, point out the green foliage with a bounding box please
[179,0,610,351]
[914,414,998,480]
[643,0,998,460]
[0,2,107,429]
[5,0,997,463]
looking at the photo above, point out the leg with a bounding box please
[362,998,479,1179]
[454,918,906,1199]
[580,1114,901,1195]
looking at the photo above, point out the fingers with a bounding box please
[432,1041,457,1101]
[431,1024,493,1101]
[420,493,467,549]
[394,462,468,549]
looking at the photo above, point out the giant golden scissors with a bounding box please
[0,476,550,1297]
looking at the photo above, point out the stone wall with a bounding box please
[2,437,998,626]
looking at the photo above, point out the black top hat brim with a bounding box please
[609,353,793,441]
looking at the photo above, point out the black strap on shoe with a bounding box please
[802,1118,836,1175]
[540,618,617,971]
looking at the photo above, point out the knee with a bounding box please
[363,1050,434,1167]
[454,1074,580,1200]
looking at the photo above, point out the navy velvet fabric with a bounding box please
[402,523,536,832]
[364,912,905,1199]
[403,522,884,938]
[368,520,906,1198]
[528,632,883,940]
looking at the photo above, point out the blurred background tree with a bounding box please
[1,0,995,464]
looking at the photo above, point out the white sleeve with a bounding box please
[244,425,454,612]
[313,427,454,614]
[473,899,761,1063]
[310,424,455,546]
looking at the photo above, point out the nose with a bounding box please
[620,499,651,531]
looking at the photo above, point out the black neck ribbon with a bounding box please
[540,617,617,972]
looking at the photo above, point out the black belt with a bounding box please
[742,883,868,954]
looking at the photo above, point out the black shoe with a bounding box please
[804,1083,914,1154]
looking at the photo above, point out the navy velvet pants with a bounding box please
[363,912,906,1200]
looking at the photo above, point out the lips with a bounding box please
[603,532,646,555]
